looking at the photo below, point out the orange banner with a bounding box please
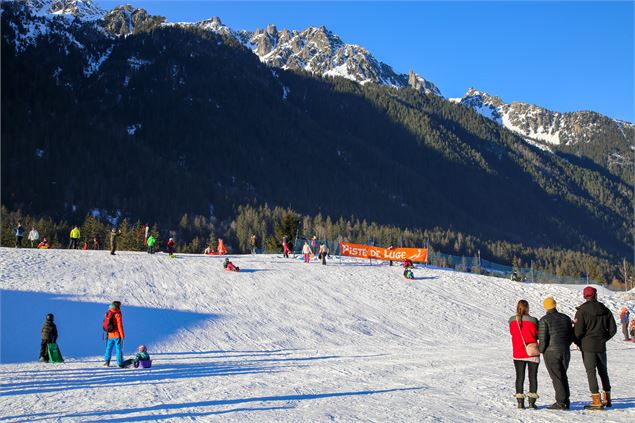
[339,242,428,263]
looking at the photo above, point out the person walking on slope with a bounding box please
[620,307,630,341]
[146,234,156,254]
[15,223,25,248]
[39,313,58,362]
[574,286,617,409]
[509,299,540,409]
[28,226,39,248]
[68,226,81,249]
[103,301,125,367]
[538,297,574,410]
[250,234,257,255]
[110,228,121,255]
[282,235,291,258]
[302,242,312,263]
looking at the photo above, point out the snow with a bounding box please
[127,123,142,135]
[523,137,554,153]
[1,248,634,421]
[282,85,290,101]
[34,148,45,158]
[84,46,113,77]
[128,56,153,71]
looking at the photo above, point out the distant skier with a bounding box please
[302,242,312,263]
[146,234,156,254]
[318,243,328,265]
[282,236,291,258]
[167,238,175,256]
[110,228,121,255]
[620,307,630,341]
[574,286,617,409]
[68,226,81,249]
[223,258,240,272]
[15,223,25,248]
[103,301,125,367]
[250,234,257,255]
[37,238,50,249]
[28,226,39,248]
[39,314,58,362]
[509,299,540,409]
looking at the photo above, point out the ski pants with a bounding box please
[40,340,49,359]
[622,323,631,340]
[543,350,570,405]
[303,253,310,263]
[513,360,538,395]
[147,246,153,254]
[582,351,611,394]
[105,338,123,365]
[69,238,79,249]
[15,236,22,248]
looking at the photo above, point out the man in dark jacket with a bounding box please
[39,313,58,362]
[574,286,617,409]
[539,297,573,410]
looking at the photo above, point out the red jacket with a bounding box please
[167,240,175,248]
[107,308,125,339]
[509,314,539,359]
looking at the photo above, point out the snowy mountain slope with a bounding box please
[1,248,633,421]
[454,88,634,147]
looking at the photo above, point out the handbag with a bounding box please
[516,319,539,356]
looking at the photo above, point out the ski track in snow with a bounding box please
[0,248,634,422]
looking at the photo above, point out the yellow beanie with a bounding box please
[543,297,556,310]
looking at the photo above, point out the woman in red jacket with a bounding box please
[508,299,540,409]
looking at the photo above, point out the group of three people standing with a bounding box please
[509,286,617,410]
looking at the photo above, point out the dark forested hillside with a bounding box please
[1,2,632,262]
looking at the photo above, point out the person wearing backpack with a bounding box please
[103,301,125,367]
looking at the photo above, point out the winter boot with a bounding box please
[515,393,525,409]
[602,391,612,407]
[583,393,604,410]
[527,393,538,409]
[103,360,110,367]
[547,402,568,410]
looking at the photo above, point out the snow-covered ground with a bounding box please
[1,248,633,422]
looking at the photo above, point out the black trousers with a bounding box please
[16,236,23,247]
[582,351,611,393]
[69,238,79,249]
[544,350,571,404]
[40,340,49,359]
[514,360,539,394]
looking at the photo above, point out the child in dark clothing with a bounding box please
[39,314,58,362]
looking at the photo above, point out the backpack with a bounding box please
[103,310,116,333]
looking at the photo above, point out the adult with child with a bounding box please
[103,301,125,367]
[574,286,617,409]
[68,226,81,249]
[538,297,574,410]
[508,299,540,409]
[28,226,39,248]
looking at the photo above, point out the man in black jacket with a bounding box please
[574,286,617,409]
[39,313,58,362]
[539,297,573,410]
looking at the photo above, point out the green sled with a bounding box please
[47,343,64,363]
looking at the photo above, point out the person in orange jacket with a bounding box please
[103,301,125,367]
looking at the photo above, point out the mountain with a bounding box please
[452,88,635,176]
[1,0,632,262]
[24,0,105,20]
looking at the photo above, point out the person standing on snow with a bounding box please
[250,234,257,255]
[167,238,175,256]
[28,226,39,248]
[146,234,156,254]
[68,226,80,249]
[103,301,125,367]
[302,242,312,263]
[574,286,617,409]
[538,297,574,410]
[318,243,328,265]
[39,313,58,362]
[509,299,540,409]
[110,228,121,255]
[282,235,291,258]
[620,307,630,341]
[311,236,318,259]
[15,223,25,248]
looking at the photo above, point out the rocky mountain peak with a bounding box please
[103,5,165,36]
[25,0,105,20]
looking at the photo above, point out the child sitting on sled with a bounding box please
[403,258,414,269]
[223,258,240,272]
[121,344,152,368]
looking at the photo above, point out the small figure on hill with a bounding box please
[204,245,213,255]
[37,237,50,249]
[318,243,328,265]
[509,299,540,409]
[250,234,257,255]
[574,286,617,409]
[302,242,312,263]
[311,236,318,258]
[103,301,125,368]
[217,238,227,255]
[68,226,81,249]
[92,236,100,250]
[110,228,121,255]
[282,235,291,258]
[388,245,394,266]
[167,238,175,256]
[15,223,25,248]
[146,234,156,254]
[121,344,152,368]
[538,297,574,410]
[39,313,58,362]
[28,226,39,248]
[223,258,240,272]
[620,307,630,341]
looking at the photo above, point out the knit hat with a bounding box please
[46,313,54,321]
[111,301,122,309]
[543,297,556,310]
[582,286,597,299]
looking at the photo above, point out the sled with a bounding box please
[47,342,64,363]
[136,359,152,368]
[224,268,240,273]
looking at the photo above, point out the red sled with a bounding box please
[224,268,240,272]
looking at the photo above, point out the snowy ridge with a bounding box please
[456,87,634,147]
[23,0,105,20]
[1,248,634,421]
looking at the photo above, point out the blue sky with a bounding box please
[98,1,634,121]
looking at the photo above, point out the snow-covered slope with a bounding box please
[1,248,633,421]
[455,88,634,147]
